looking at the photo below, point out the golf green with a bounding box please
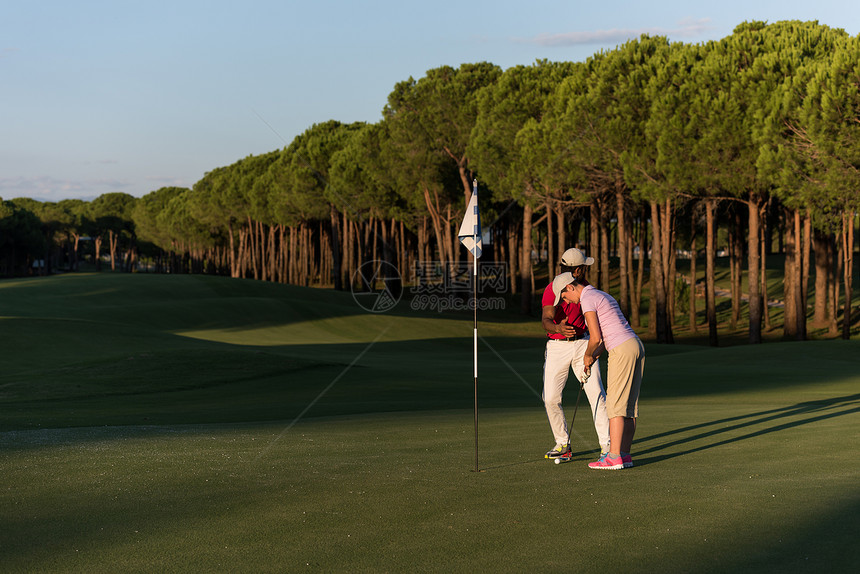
[0,273,857,572]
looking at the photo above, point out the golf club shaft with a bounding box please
[566,379,585,448]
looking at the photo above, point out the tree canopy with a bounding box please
[6,20,858,342]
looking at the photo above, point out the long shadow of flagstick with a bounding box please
[253,326,391,462]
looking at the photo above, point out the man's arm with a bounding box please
[542,305,576,337]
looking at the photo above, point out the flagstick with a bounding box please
[458,178,482,473]
[473,246,479,473]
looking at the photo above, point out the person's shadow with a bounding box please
[628,393,860,466]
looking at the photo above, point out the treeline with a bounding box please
[1,20,858,344]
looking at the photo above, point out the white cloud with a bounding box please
[526,18,714,47]
[0,176,130,203]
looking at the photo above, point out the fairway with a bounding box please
[1,273,858,572]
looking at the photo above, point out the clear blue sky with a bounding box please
[2,0,857,202]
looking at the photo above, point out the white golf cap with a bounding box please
[551,272,577,306]
[560,248,594,267]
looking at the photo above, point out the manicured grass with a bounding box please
[2,398,857,572]
[0,273,858,572]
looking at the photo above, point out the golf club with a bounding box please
[555,367,588,465]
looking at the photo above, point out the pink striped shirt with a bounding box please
[579,285,636,351]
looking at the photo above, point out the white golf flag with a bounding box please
[458,180,482,258]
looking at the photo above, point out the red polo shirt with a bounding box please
[541,280,589,339]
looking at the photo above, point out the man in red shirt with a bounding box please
[541,248,610,460]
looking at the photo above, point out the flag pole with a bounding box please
[472,206,479,474]
[458,178,482,473]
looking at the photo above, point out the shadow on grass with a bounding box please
[479,457,549,471]
[718,496,860,572]
[633,393,860,466]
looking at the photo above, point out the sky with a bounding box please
[2,1,858,203]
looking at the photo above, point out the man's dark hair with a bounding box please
[562,264,587,276]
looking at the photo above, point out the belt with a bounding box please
[555,333,587,342]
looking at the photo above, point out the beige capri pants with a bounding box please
[606,335,645,419]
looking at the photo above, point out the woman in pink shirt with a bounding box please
[556,274,645,470]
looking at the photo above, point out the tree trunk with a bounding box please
[380,217,390,266]
[829,234,841,337]
[296,225,311,287]
[257,221,266,282]
[418,216,427,266]
[589,198,601,289]
[445,204,455,268]
[842,212,854,340]
[662,198,675,331]
[556,201,566,277]
[346,218,356,290]
[94,236,103,271]
[247,216,258,280]
[626,208,637,323]
[508,220,518,295]
[304,222,313,286]
[320,222,330,286]
[354,218,363,286]
[546,198,555,277]
[705,199,718,346]
[394,219,402,274]
[615,182,629,317]
[399,220,407,281]
[422,186,448,266]
[369,216,378,264]
[258,220,267,281]
[649,201,670,343]
[289,225,298,284]
[729,214,737,329]
[127,244,137,274]
[268,224,277,282]
[520,203,533,314]
[800,212,811,339]
[730,209,742,330]
[235,233,244,277]
[760,201,770,331]
[108,230,118,271]
[329,206,343,290]
[630,207,646,329]
[397,219,409,280]
[71,233,80,271]
[783,208,798,338]
[227,222,238,278]
[793,210,806,340]
[747,195,763,344]
[454,156,471,206]
[237,227,249,278]
[812,230,831,327]
[262,221,271,282]
[275,226,283,283]
[343,218,351,287]
[600,196,610,294]
[689,210,697,333]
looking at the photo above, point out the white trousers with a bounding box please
[542,338,610,450]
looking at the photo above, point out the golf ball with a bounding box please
[555,458,561,465]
